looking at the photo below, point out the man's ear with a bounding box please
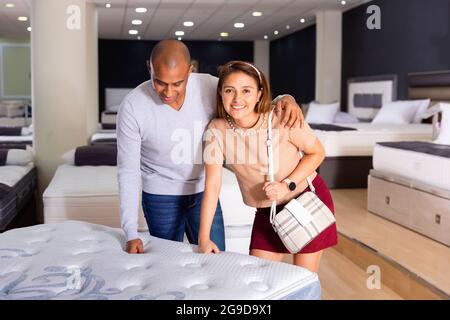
[188,64,194,74]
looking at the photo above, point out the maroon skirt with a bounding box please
[249,174,338,254]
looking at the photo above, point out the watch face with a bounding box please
[288,182,296,191]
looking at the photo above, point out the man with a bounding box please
[118,40,304,254]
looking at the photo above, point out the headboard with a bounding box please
[347,75,397,121]
[408,70,450,104]
[105,88,133,111]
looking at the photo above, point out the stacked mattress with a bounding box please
[43,165,255,254]
[0,221,321,300]
[43,165,148,230]
[368,141,450,246]
[0,164,36,230]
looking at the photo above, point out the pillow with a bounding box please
[334,112,360,124]
[0,149,33,166]
[62,146,117,166]
[412,99,431,123]
[107,104,120,112]
[371,100,422,124]
[305,102,340,124]
[434,103,450,145]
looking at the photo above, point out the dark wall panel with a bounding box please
[342,0,450,109]
[98,40,253,113]
[270,25,316,104]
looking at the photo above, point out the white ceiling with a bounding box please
[0,0,370,41]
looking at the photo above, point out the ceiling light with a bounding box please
[341,0,347,5]
[220,32,229,37]
[234,22,244,28]
[105,3,111,8]
[135,8,147,13]
[274,30,279,35]
[183,21,194,27]
[128,30,138,35]
[300,18,306,23]
[252,12,263,17]
[264,35,268,40]
[178,37,182,41]
[132,20,142,25]
[18,16,28,22]
[286,25,290,30]
[5,3,15,8]
[137,36,141,40]
[175,31,184,36]
[27,27,32,32]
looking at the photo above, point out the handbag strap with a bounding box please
[266,110,315,225]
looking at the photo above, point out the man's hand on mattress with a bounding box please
[126,239,144,254]
[274,95,304,129]
[263,181,290,201]
[198,238,221,254]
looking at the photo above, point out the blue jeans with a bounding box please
[142,191,225,251]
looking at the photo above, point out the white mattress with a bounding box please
[373,144,450,190]
[43,165,147,230]
[0,163,33,187]
[43,165,255,254]
[0,221,320,300]
[0,117,30,127]
[0,135,33,142]
[0,102,25,117]
[314,123,433,157]
[90,132,116,143]
[101,112,117,125]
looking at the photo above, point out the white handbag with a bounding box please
[266,110,336,254]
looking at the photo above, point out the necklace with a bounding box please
[226,113,268,136]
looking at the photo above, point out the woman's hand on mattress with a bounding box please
[198,238,221,254]
[126,239,144,254]
[263,181,290,201]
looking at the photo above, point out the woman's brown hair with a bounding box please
[216,61,272,119]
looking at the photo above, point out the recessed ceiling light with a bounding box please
[105,3,111,8]
[27,27,32,32]
[128,30,138,35]
[137,36,141,40]
[341,0,347,5]
[264,35,268,40]
[175,31,184,36]
[300,18,306,23]
[183,21,194,27]
[5,3,15,8]
[135,7,147,13]
[252,12,263,17]
[178,37,182,41]
[18,16,28,22]
[274,30,279,35]
[234,22,245,28]
[132,20,142,25]
[220,32,229,37]
[286,25,290,30]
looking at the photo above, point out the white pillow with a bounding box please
[61,148,76,165]
[372,100,421,124]
[5,149,33,165]
[305,102,340,124]
[434,103,450,145]
[412,99,431,123]
[334,111,360,124]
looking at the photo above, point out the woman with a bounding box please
[199,61,337,273]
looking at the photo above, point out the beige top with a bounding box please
[204,111,318,208]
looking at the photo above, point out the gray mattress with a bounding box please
[0,167,37,230]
